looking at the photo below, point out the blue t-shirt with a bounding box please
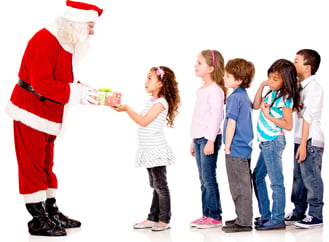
[257,90,293,141]
[223,87,253,159]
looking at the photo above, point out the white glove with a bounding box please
[81,85,98,105]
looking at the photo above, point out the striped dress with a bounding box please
[135,97,175,168]
[257,90,293,141]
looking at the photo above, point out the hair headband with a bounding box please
[211,50,215,67]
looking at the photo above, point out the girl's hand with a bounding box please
[225,146,231,155]
[261,102,270,118]
[190,141,195,157]
[111,104,127,112]
[204,140,214,155]
[262,80,269,87]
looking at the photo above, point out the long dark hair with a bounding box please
[266,59,300,110]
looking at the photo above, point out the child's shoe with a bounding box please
[295,216,323,229]
[255,220,286,230]
[190,216,207,227]
[284,212,305,226]
[195,217,222,229]
[152,222,170,231]
[133,220,156,229]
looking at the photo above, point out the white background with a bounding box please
[0,0,328,241]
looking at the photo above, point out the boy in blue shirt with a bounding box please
[222,58,255,233]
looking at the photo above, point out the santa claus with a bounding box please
[5,0,103,236]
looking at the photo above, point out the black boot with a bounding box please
[45,198,81,228]
[26,202,66,236]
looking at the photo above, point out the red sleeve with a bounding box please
[19,29,73,104]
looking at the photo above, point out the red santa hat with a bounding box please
[64,0,103,23]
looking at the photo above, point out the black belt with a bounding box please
[17,79,64,105]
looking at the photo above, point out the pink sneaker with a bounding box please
[195,217,222,229]
[190,216,207,227]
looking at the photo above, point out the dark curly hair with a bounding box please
[151,66,181,127]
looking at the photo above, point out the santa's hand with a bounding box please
[81,86,98,105]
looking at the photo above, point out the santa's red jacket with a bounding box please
[6,28,82,136]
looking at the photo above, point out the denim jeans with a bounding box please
[194,135,222,221]
[147,166,171,223]
[291,139,324,219]
[253,135,286,222]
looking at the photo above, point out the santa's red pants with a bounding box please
[14,121,58,195]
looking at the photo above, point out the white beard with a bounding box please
[53,17,90,64]
[74,35,90,64]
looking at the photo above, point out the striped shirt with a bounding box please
[135,97,175,168]
[257,90,293,141]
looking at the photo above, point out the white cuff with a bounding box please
[24,190,47,204]
[68,83,82,105]
[46,188,57,199]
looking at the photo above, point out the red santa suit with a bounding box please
[6,28,80,201]
[6,1,103,236]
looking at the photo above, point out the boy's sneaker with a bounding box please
[295,215,323,229]
[222,223,252,233]
[195,217,222,229]
[285,212,305,226]
[225,218,236,226]
[190,216,207,227]
[255,220,286,231]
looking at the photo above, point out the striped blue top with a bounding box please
[257,90,293,141]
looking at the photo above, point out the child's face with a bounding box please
[194,53,213,78]
[294,54,307,81]
[267,71,283,91]
[145,71,162,96]
[224,71,241,89]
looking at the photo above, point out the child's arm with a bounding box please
[112,103,164,127]
[253,80,268,110]
[296,119,310,163]
[225,118,236,155]
[261,104,293,131]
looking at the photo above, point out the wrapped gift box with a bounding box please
[93,88,121,107]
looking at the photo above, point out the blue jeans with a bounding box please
[291,139,324,219]
[194,135,222,220]
[253,135,286,222]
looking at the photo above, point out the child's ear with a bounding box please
[305,64,312,75]
[208,66,215,73]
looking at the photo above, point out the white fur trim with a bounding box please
[64,6,99,22]
[68,83,83,105]
[5,101,62,136]
[46,188,57,199]
[46,25,74,54]
[24,190,47,203]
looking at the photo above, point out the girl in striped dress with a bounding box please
[252,59,300,231]
[112,66,180,231]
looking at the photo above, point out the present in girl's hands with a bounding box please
[92,88,121,107]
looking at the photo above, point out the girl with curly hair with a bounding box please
[112,66,180,231]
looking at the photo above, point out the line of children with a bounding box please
[111,49,323,233]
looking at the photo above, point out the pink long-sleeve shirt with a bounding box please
[190,83,225,142]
